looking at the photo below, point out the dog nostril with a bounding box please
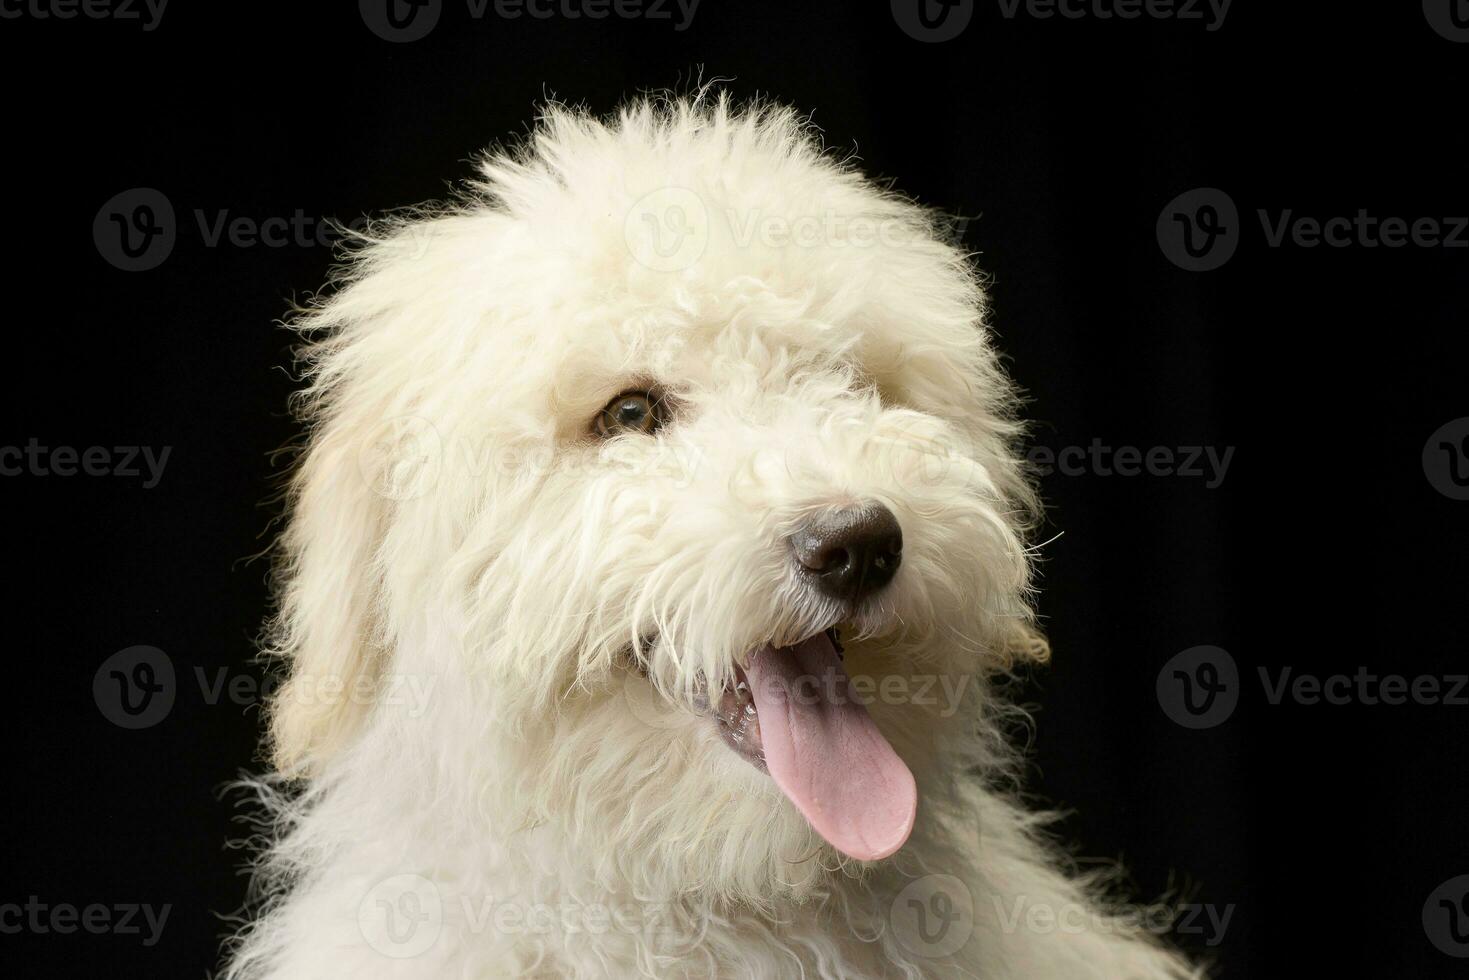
[789,503,903,603]
[812,546,849,575]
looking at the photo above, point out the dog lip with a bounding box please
[713,663,765,768]
[625,626,841,768]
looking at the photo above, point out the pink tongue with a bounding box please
[745,633,917,861]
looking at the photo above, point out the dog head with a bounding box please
[267,93,1046,902]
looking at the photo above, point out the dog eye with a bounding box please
[594,391,666,437]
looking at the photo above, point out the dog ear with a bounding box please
[263,220,456,775]
[265,394,394,775]
[262,205,519,773]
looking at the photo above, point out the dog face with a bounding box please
[268,96,1044,901]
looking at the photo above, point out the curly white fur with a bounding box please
[220,91,1204,979]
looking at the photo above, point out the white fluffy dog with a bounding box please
[222,92,1202,979]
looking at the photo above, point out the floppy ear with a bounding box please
[260,198,524,773]
[263,218,459,775]
[266,386,395,775]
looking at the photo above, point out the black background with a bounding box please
[4,1,1466,976]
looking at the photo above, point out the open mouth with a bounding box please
[707,630,847,767]
[705,625,918,862]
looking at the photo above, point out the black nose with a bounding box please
[790,503,903,603]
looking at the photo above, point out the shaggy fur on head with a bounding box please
[221,91,1203,979]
